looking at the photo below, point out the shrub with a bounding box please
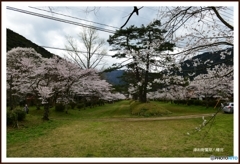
[174,100,187,105]
[15,109,26,121]
[205,100,218,107]
[196,100,205,106]
[77,103,85,110]
[7,110,17,125]
[69,102,76,109]
[130,101,141,109]
[36,104,41,110]
[55,103,65,112]
[7,108,26,125]
[186,99,204,106]
[130,101,171,117]
[129,100,135,104]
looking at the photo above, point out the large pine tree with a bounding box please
[107,20,175,102]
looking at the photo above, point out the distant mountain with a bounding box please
[102,70,125,85]
[8,28,233,86]
[7,28,54,58]
[179,47,233,80]
[6,29,126,86]
[103,48,233,86]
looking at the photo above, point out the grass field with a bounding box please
[6,100,234,158]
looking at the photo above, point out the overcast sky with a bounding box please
[5,5,160,49]
[2,1,236,70]
[3,2,163,69]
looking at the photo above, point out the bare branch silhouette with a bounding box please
[121,6,143,29]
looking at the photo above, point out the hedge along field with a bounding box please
[6,100,234,157]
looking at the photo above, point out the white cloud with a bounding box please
[4,4,159,69]
[3,2,236,69]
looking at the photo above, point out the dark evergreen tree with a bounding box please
[107,20,175,103]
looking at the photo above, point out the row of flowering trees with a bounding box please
[146,63,233,102]
[151,6,234,103]
[107,20,233,103]
[107,5,234,103]
[7,47,125,120]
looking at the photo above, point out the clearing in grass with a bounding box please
[6,100,233,158]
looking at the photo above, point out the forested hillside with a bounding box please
[179,48,233,80]
[7,28,233,85]
[104,48,233,86]
[102,70,125,85]
[7,28,54,58]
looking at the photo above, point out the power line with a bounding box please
[144,6,159,12]
[106,6,156,24]
[226,7,233,12]
[41,45,113,57]
[218,8,234,16]
[7,6,233,56]
[28,6,120,30]
[7,6,116,34]
[160,6,233,28]
[218,11,233,21]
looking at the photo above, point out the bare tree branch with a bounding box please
[158,6,234,58]
[64,27,107,70]
[121,6,143,29]
[210,6,233,31]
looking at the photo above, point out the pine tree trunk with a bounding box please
[42,104,49,120]
[140,53,150,103]
[139,94,147,103]
[139,86,147,103]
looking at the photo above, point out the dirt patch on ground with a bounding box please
[88,113,214,122]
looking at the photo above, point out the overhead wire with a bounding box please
[144,6,159,12]
[41,45,113,57]
[217,11,233,21]
[7,6,233,57]
[106,6,158,25]
[160,6,233,28]
[218,8,234,16]
[7,6,116,34]
[28,6,120,30]
[7,6,118,57]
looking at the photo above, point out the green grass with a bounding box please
[6,100,234,157]
[154,101,217,115]
[130,101,172,117]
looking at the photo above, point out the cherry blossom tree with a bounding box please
[157,6,233,64]
[147,74,189,101]
[148,7,234,103]
[188,63,233,102]
[147,62,233,105]
[7,47,43,110]
[7,47,117,120]
[7,48,57,119]
[31,56,109,118]
[70,69,114,107]
[156,7,233,103]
